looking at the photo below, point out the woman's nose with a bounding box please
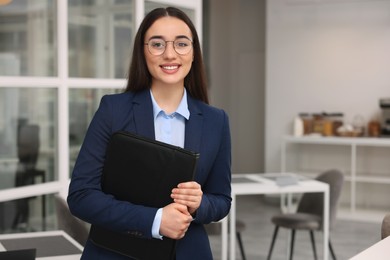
[163,42,176,57]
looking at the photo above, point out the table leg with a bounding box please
[285,193,293,258]
[323,185,330,260]
[229,194,237,260]
[221,216,228,260]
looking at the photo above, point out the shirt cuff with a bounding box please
[152,208,163,239]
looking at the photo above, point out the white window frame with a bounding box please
[0,0,202,206]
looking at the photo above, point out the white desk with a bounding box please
[0,230,83,259]
[349,236,390,260]
[221,173,330,260]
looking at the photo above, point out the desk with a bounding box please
[349,236,390,260]
[0,230,83,259]
[221,173,330,260]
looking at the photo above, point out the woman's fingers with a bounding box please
[171,181,203,214]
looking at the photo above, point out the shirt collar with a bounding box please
[150,89,190,120]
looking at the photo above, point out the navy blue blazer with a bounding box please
[67,89,232,259]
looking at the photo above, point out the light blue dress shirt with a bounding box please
[150,89,190,239]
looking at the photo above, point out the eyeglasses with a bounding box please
[145,38,193,56]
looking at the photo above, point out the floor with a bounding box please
[1,194,381,260]
[207,195,382,260]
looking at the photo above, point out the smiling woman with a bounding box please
[67,6,232,260]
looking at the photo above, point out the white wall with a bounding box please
[266,0,390,171]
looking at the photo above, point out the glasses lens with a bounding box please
[174,38,192,55]
[148,39,166,55]
[147,38,192,55]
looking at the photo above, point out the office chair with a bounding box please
[266,169,344,260]
[381,213,390,239]
[54,194,89,247]
[13,124,46,230]
[205,220,247,260]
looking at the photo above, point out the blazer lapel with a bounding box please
[132,90,155,140]
[185,95,203,153]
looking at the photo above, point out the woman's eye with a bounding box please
[176,42,188,47]
[151,42,164,48]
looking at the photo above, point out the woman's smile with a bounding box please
[161,64,180,73]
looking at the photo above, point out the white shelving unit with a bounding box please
[281,135,390,222]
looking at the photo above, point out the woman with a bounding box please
[68,7,231,260]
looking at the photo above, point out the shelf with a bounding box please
[288,172,390,185]
[284,135,390,147]
[282,135,390,220]
[354,176,390,184]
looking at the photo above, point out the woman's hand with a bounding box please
[160,203,192,239]
[171,181,203,215]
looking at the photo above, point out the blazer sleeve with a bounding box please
[67,95,157,239]
[193,109,232,224]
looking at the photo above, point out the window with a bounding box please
[0,0,201,234]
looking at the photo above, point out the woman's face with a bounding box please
[144,16,193,88]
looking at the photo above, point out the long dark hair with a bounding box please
[125,7,209,104]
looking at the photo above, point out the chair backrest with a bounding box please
[297,169,344,229]
[17,124,40,169]
[381,213,390,239]
[54,194,89,246]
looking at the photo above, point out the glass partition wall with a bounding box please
[0,0,201,234]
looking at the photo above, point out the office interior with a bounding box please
[0,0,389,259]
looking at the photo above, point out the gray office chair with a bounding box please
[54,194,89,246]
[205,220,247,260]
[13,124,46,230]
[267,169,344,260]
[381,213,390,239]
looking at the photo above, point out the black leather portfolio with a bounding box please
[90,131,199,260]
